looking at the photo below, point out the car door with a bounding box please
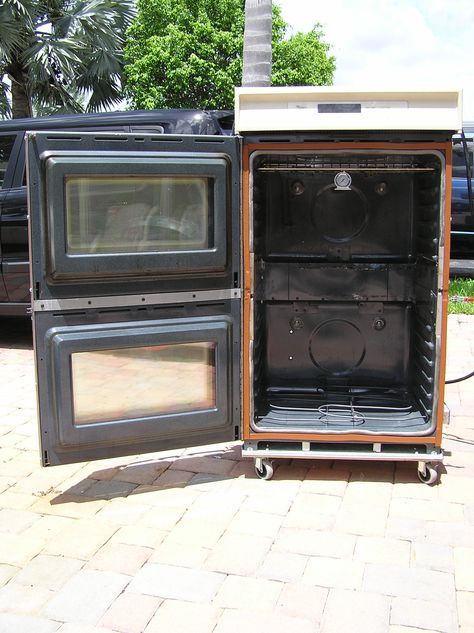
[1,184,30,307]
[0,131,24,305]
[5,125,145,312]
[27,131,241,466]
[451,135,474,256]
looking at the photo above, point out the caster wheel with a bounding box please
[417,462,439,485]
[255,458,274,480]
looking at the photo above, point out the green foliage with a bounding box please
[449,277,474,315]
[0,0,135,118]
[124,0,244,110]
[272,26,335,87]
[124,0,335,110]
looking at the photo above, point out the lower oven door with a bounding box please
[34,303,240,465]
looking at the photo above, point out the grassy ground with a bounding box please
[449,277,474,314]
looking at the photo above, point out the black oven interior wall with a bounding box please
[251,150,443,435]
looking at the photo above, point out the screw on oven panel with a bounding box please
[375,181,388,196]
[373,317,386,330]
[291,180,305,196]
[290,316,304,330]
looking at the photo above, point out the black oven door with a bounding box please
[27,132,241,466]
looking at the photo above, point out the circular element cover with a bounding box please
[309,319,366,375]
[312,184,369,243]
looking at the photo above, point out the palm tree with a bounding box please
[242,0,272,87]
[0,0,135,118]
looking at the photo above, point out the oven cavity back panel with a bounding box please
[235,87,462,133]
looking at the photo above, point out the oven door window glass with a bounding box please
[65,175,212,254]
[71,341,216,425]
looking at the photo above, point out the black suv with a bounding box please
[451,125,474,258]
[0,109,233,315]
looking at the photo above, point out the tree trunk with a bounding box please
[242,0,272,87]
[10,74,33,119]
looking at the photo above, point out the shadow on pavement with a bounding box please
[48,445,436,505]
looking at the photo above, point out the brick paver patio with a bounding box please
[0,314,473,633]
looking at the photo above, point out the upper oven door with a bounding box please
[27,132,241,466]
[28,131,240,299]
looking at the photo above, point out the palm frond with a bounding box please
[1,0,36,17]
[84,75,122,111]
[2,0,134,117]
[33,76,84,112]
[56,0,134,40]
[0,76,12,117]
[23,36,81,82]
[80,48,122,79]
[0,6,29,56]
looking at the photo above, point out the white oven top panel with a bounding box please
[235,87,462,133]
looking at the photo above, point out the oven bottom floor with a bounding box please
[253,387,434,436]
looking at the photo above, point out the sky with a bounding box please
[276,0,474,122]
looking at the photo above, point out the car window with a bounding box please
[130,125,165,134]
[452,139,474,179]
[0,135,16,188]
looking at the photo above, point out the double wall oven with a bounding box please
[28,88,461,482]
